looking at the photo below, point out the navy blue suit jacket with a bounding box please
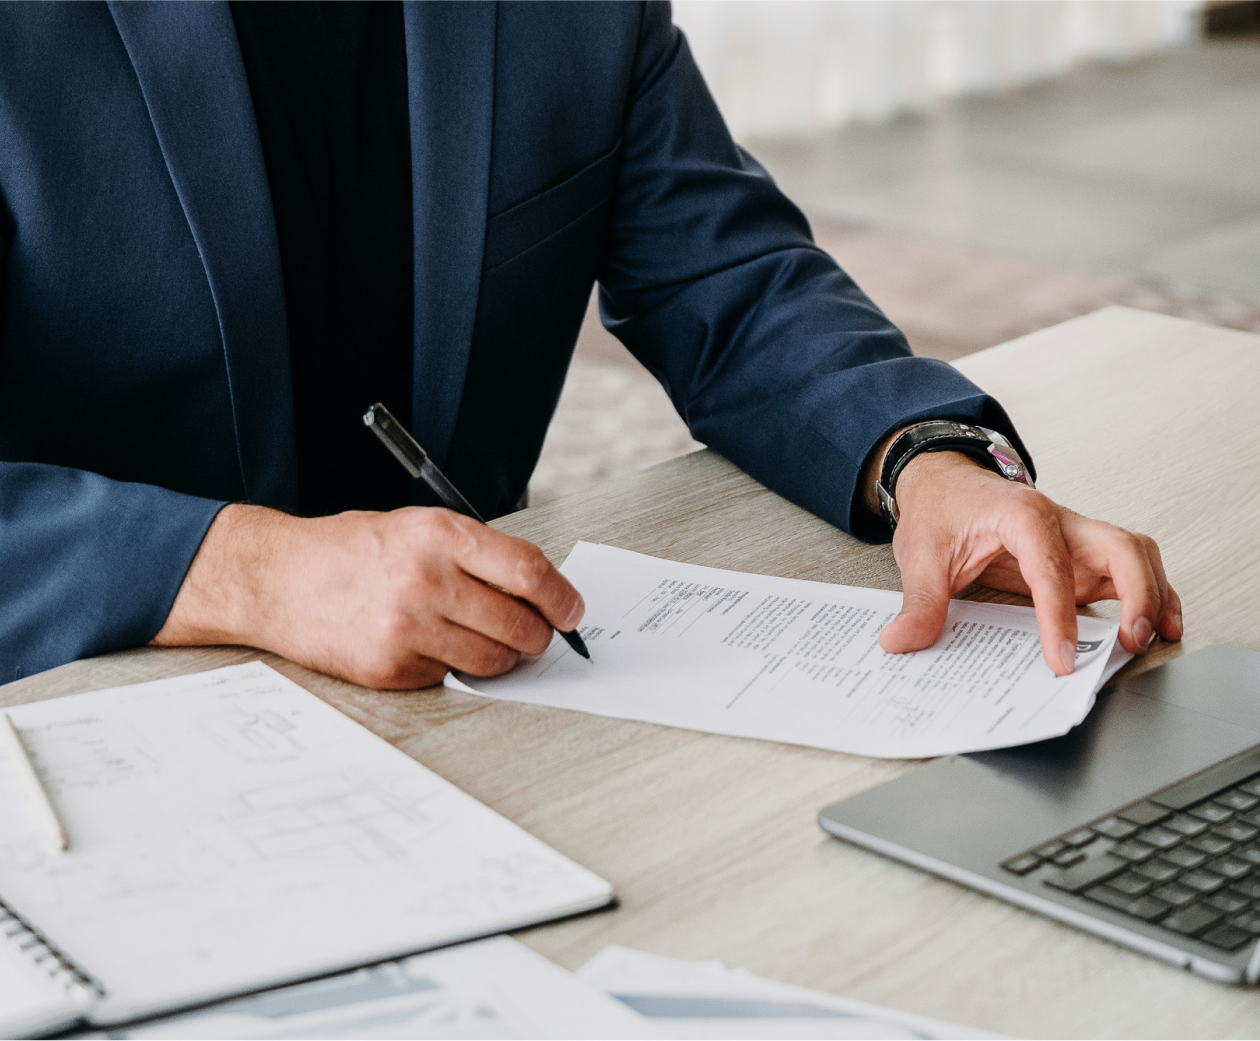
[0,1,1025,682]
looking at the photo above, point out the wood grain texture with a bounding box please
[4,307,1260,1037]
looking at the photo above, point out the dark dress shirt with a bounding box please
[231,1,413,516]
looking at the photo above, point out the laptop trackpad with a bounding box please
[829,686,1260,868]
[970,686,1260,822]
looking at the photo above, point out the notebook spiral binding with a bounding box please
[0,896,103,1002]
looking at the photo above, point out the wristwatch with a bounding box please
[876,420,1033,532]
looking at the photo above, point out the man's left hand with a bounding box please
[868,448,1183,676]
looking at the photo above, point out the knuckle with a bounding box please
[356,650,411,690]
[1016,491,1057,525]
[513,547,552,595]
[900,590,941,614]
[416,508,471,552]
[372,607,414,652]
[504,607,542,649]
[467,644,518,677]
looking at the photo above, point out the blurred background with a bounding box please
[530,0,1260,504]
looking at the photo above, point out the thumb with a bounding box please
[880,547,953,654]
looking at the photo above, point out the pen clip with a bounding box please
[363,403,426,479]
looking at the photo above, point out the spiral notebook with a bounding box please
[0,662,612,1037]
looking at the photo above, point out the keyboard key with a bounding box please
[1085,885,1171,921]
[1189,833,1234,856]
[1063,828,1097,847]
[1113,840,1157,862]
[1053,849,1086,868]
[1092,817,1139,840]
[1139,827,1181,850]
[1180,869,1227,894]
[1215,821,1260,843]
[1210,856,1253,881]
[1153,883,1198,907]
[1110,872,1154,897]
[1002,854,1041,875]
[1150,754,1260,811]
[1218,790,1260,812]
[1164,814,1210,837]
[1164,846,1209,870]
[1189,803,1234,824]
[1043,853,1129,894]
[1162,903,1224,936]
[1231,910,1260,934]
[1118,801,1171,826]
[1231,876,1260,900]
[1207,889,1251,914]
[1236,778,1260,798]
[1034,841,1066,859]
[1135,859,1182,883]
[1202,924,1253,950]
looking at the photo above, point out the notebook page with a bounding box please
[0,663,611,1026]
[450,542,1128,758]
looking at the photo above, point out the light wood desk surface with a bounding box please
[5,306,1260,1037]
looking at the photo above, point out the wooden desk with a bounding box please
[5,306,1260,1037]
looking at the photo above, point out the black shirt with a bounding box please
[231,1,414,516]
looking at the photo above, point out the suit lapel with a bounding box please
[403,1,497,469]
[108,0,298,509]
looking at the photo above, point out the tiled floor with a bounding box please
[750,38,1260,301]
[530,38,1260,505]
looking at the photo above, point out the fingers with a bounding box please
[1097,529,1163,654]
[1067,520,1184,652]
[439,513,584,632]
[880,539,953,654]
[1007,503,1078,676]
[1143,537,1185,642]
[444,578,555,656]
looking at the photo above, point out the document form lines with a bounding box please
[452,542,1129,758]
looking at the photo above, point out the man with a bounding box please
[0,2,1179,690]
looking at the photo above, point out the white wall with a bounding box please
[673,0,1204,138]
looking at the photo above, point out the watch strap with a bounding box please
[876,420,1033,531]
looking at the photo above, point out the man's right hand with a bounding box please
[153,504,585,689]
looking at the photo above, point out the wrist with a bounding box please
[870,420,1033,532]
[893,450,992,516]
[153,503,299,649]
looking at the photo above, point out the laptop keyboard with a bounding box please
[1002,769,1260,953]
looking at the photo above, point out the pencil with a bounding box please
[363,403,591,661]
[1,712,69,852]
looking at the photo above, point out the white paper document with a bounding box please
[0,663,610,1025]
[579,945,999,1039]
[86,937,648,1040]
[450,542,1130,758]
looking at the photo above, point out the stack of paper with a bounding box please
[579,945,999,1040]
[90,937,995,1040]
[85,937,645,1040]
[449,542,1129,758]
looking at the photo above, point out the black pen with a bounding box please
[363,402,591,661]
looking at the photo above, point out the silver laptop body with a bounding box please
[819,645,1260,984]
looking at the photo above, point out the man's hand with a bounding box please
[153,504,585,689]
[864,441,1182,676]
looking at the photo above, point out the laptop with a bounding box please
[818,644,1260,983]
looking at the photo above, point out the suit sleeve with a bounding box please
[0,459,226,683]
[598,1,1033,542]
